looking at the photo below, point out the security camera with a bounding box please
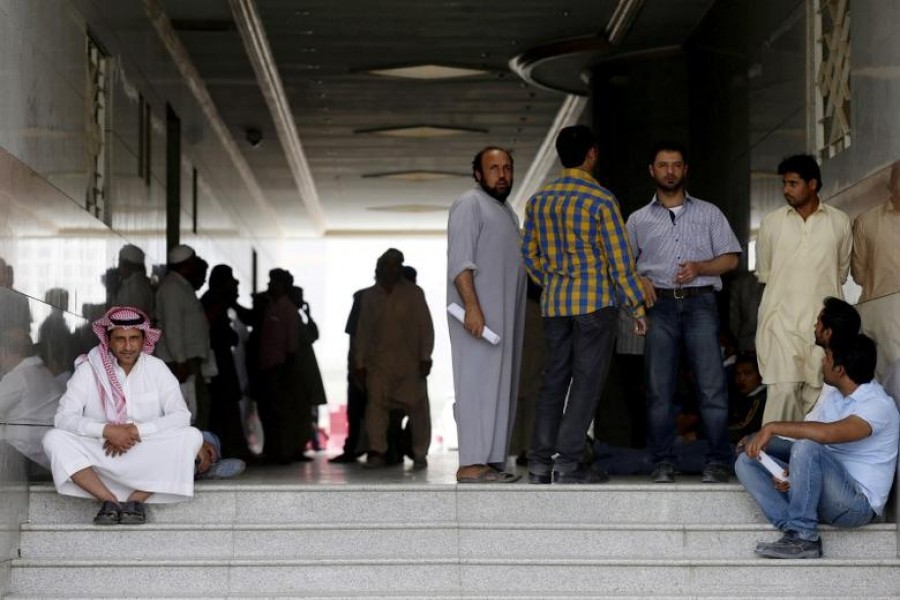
[245,128,263,147]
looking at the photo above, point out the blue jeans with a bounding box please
[735,440,875,541]
[644,293,731,466]
[528,307,616,475]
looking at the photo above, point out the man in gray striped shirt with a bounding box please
[626,141,742,484]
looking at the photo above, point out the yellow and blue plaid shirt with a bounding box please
[522,169,645,318]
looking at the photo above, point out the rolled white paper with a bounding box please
[757,450,789,483]
[447,303,501,345]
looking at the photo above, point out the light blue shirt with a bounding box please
[625,193,742,291]
[806,381,900,515]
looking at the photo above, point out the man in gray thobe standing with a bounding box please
[447,147,527,484]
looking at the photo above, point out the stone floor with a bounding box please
[236,451,486,486]
[233,451,692,486]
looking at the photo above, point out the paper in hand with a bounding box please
[757,450,789,483]
[447,303,501,345]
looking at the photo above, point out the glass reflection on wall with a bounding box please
[851,161,900,382]
[0,296,66,474]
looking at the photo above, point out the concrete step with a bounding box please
[16,482,898,598]
[5,596,900,600]
[9,558,900,597]
[26,484,459,525]
[18,522,898,560]
[27,483,768,525]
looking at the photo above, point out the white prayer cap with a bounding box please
[118,244,145,264]
[167,244,196,265]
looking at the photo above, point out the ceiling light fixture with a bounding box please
[366,203,453,213]
[362,170,468,182]
[355,125,487,138]
[366,64,489,80]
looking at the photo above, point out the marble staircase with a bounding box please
[5,481,899,599]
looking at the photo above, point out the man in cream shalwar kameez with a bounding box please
[43,306,202,524]
[447,147,527,483]
[756,155,851,423]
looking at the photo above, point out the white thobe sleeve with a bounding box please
[447,195,481,282]
[134,363,191,438]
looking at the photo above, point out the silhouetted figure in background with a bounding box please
[329,285,371,464]
[257,268,300,463]
[201,265,251,459]
[113,244,155,320]
[0,258,32,338]
[72,304,107,359]
[156,245,211,429]
[355,250,434,469]
[38,288,75,385]
[288,285,327,460]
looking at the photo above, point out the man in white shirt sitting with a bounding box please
[43,306,202,525]
[736,333,899,558]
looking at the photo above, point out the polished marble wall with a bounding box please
[0,0,278,584]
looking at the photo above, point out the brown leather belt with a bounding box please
[654,285,715,299]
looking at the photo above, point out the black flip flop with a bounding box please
[118,500,147,525]
[93,500,121,525]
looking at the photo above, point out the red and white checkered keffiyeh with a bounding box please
[78,306,161,424]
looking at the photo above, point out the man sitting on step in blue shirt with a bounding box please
[735,333,899,559]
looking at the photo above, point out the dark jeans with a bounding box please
[528,307,616,475]
[645,293,731,466]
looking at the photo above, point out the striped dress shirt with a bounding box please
[625,194,742,291]
[521,168,645,318]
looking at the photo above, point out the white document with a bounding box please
[757,450,789,483]
[447,303,501,345]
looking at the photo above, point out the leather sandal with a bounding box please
[93,500,121,525]
[457,465,521,484]
[118,500,147,525]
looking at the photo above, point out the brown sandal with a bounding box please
[457,465,521,484]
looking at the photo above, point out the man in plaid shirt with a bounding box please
[522,125,646,484]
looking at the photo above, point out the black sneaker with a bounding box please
[527,471,551,484]
[701,463,731,483]
[755,532,822,559]
[328,453,359,464]
[651,462,676,483]
[553,468,609,484]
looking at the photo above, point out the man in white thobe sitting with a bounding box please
[43,306,202,525]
